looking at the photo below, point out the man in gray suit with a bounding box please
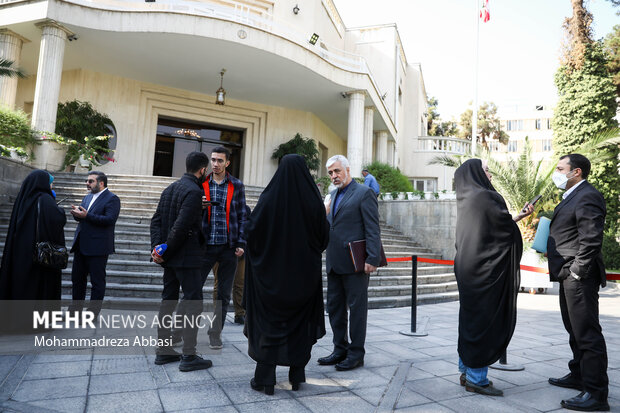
[318,155,381,371]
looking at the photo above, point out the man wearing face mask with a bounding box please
[150,152,213,371]
[547,154,609,412]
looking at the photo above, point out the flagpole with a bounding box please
[472,0,480,156]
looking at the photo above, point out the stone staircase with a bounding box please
[0,173,458,309]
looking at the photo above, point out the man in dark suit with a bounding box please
[547,154,609,412]
[318,155,381,371]
[70,171,121,316]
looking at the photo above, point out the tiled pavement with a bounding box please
[0,286,619,413]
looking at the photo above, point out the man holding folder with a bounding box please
[319,155,381,371]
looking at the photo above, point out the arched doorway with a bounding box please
[153,117,244,177]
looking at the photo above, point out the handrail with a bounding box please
[417,136,471,154]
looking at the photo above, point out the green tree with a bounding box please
[0,59,26,78]
[271,133,320,173]
[0,106,36,149]
[603,24,620,96]
[427,96,460,137]
[364,161,413,193]
[458,101,509,148]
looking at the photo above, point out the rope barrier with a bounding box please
[386,256,620,281]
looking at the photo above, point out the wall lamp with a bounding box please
[293,4,300,14]
[215,69,227,105]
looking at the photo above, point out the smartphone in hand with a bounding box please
[522,194,542,213]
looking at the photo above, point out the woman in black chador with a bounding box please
[454,159,532,396]
[244,154,329,395]
[0,170,66,303]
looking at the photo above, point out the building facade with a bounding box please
[0,0,430,186]
[494,104,554,163]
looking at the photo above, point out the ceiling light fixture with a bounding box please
[215,69,226,105]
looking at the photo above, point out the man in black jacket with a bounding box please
[547,154,609,412]
[150,152,212,371]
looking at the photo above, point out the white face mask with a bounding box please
[552,170,573,189]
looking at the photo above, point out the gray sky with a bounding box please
[334,0,618,119]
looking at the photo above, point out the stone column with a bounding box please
[362,106,374,167]
[346,91,365,177]
[387,140,395,166]
[0,30,29,108]
[31,20,73,134]
[376,130,388,163]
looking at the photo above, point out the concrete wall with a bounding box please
[0,156,34,206]
[379,199,457,260]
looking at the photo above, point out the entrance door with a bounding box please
[153,117,244,178]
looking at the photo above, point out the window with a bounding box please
[547,118,552,129]
[411,178,437,193]
[506,120,523,131]
[488,141,500,152]
[535,119,541,130]
[542,139,552,152]
[507,141,518,152]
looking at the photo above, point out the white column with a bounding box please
[387,140,395,166]
[346,91,365,177]
[0,30,29,108]
[362,106,374,167]
[31,21,72,133]
[376,130,388,163]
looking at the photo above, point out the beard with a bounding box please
[333,171,350,189]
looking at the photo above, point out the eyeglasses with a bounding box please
[85,179,96,184]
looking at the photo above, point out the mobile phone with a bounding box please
[56,197,69,205]
[522,195,542,212]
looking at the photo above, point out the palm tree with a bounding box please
[0,59,26,78]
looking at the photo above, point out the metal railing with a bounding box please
[417,136,471,155]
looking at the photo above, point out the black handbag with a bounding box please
[33,198,68,270]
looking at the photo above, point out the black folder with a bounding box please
[348,240,388,273]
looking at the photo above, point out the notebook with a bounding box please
[348,240,388,273]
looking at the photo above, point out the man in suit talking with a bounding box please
[69,171,121,316]
[547,154,609,412]
[318,155,381,371]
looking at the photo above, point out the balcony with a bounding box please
[417,136,471,155]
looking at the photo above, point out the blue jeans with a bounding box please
[459,357,489,386]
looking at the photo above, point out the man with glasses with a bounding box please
[69,171,121,317]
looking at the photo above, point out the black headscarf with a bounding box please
[454,159,522,368]
[244,154,328,367]
[0,169,66,301]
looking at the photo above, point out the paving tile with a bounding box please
[414,359,458,377]
[88,372,156,395]
[396,401,456,412]
[394,387,433,409]
[325,366,390,390]
[440,393,532,413]
[403,377,468,402]
[220,377,292,404]
[91,356,149,375]
[297,390,374,413]
[236,398,310,413]
[87,390,162,413]
[28,396,86,413]
[32,350,93,364]
[503,385,576,412]
[12,376,89,402]
[24,360,90,380]
[158,383,231,410]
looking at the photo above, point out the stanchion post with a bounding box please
[400,255,428,337]
[489,349,524,371]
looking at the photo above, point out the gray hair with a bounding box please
[326,154,350,169]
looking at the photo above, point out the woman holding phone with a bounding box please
[454,159,533,396]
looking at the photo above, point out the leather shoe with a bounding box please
[459,373,492,387]
[561,391,610,411]
[465,380,503,397]
[318,352,347,365]
[549,373,582,391]
[335,357,364,371]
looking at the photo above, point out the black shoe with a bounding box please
[209,333,223,350]
[465,380,503,396]
[250,378,274,395]
[459,373,492,387]
[291,382,301,391]
[154,348,182,365]
[335,357,364,371]
[561,391,610,411]
[234,315,245,324]
[318,352,347,365]
[549,373,583,390]
[179,355,213,372]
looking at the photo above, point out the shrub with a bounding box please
[0,106,37,149]
[56,100,112,147]
[272,133,320,173]
[602,231,620,270]
[364,161,413,193]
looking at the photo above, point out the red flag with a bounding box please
[480,0,490,23]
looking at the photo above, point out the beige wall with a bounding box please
[15,69,346,186]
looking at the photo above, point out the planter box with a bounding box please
[31,139,67,172]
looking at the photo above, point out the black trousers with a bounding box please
[158,266,203,356]
[326,271,370,361]
[560,275,608,401]
[71,248,109,308]
[201,245,238,333]
[254,362,306,386]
